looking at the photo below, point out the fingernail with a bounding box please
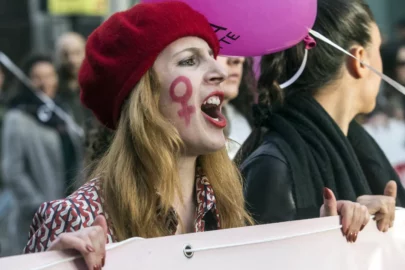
[347,232,354,243]
[86,245,95,252]
[360,225,365,231]
[353,232,358,242]
[323,188,332,200]
[102,257,105,267]
[93,265,99,270]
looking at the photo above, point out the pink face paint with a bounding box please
[169,76,196,126]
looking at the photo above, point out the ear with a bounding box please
[346,46,369,79]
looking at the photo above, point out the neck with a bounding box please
[175,155,197,206]
[313,83,358,136]
[173,155,198,234]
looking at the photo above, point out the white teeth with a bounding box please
[203,96,220,106]
[213,118,219,121]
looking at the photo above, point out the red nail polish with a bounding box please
[353,233,358,242]
[86,245,95,252]
[360,225,365,231]
[323,188,332,200]
[93,266,98,270]
[347,233,351,243]
[102,257,105,267]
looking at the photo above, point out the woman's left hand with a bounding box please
[320,188,370,243]
[356,181,397,232]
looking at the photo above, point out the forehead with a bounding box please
[31,62,55,73]
[161,36,211,56]
[59,37,85,52]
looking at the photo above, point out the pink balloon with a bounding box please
[140,0,317,56]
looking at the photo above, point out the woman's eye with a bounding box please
[179,57,197,66]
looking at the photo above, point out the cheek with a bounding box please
[159,76,198,128]
[169,76,196,126]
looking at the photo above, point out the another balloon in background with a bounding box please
[141,0,317,56]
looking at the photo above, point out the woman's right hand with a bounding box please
[320,188,370,243]
[48,215,108,270]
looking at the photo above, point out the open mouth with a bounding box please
[201,91,227,128]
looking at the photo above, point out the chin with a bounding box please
[187,137,226,156]
[361,100,377,115]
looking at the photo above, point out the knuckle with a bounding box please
[58,233,67,242]
[89,226,103,239]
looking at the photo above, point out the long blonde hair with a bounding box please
[91,69,253,240]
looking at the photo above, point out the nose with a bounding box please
[205,58,228,85]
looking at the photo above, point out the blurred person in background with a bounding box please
[217,56,256,159]
[395,19,405,42]
[0,63,18,257]
[56,32,94,129]
[1,54,82,252]
[377,41,405,120]
[363,41,405,186]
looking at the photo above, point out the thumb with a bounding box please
[384,180,397,198]
[93,215,108,235]
[323,188,338,216]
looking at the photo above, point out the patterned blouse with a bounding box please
[24,171,220,253]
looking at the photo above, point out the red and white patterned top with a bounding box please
[24,171,220,253]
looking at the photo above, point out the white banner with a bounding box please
[2,209,405,270]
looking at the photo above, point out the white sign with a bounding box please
[2,209,405,270]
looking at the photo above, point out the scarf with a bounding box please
[264,93,405,219]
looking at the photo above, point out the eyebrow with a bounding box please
[173,47,214,58]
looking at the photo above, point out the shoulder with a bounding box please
[24,179,115,253]
[240,135,297,224]
[3,109,30,124]
[240,133,288,173]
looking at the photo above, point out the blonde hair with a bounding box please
[91,70,253,240]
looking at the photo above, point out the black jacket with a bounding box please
[241,133,303,224]
[240,94,405,225]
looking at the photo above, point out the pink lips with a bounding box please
[201,91,227,128]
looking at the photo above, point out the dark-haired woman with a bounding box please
[239,0,405,242]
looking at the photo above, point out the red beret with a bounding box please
[79,1,220,129]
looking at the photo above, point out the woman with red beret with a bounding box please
[22,2,369,269]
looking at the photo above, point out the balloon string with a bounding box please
[279,49,308,89]
[308,29,405,96]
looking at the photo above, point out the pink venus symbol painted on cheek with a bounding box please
[169,76,196,126]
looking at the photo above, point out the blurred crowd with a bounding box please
[361,19,405,177]
[0,8,405,260]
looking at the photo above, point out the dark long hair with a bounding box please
[236,0,375,163]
